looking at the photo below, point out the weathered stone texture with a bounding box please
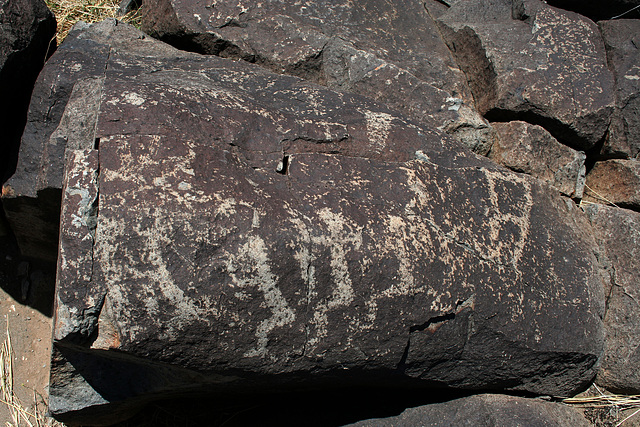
[0,0,56,184]
[2,20,110,263]
[45,21,608,424]
[433,0,615,150]
[583,159,640,210]
[347,394,591,427]
[490,121,586,198]
[599,19,640,159]
[585,204,640,394]
[140,0,497,154]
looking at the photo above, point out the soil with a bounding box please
[0,206,57,426]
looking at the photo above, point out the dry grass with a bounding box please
[580,183,622,209]
[0,320,62,427]
[564,385,640,427]
[45,0,142,44]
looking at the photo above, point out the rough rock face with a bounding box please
[346,394,591,427]
[546,0,640,22]
[0,0,56,184]
[45,20,607,424]
[599,19,640,159]
[490,121,586,198]
[583,159,640,209]
[140,0,497,155]
[432,0,615,150]
[1,11,108,263]
[585,205,640,394]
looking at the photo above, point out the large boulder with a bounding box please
[585,204,640,394]
[599,19,640,160]
[431,0,615,150]
[0,0,56,184]
[347,394,591,427]
[139,0,497,155]
[490,121,586,198]
[48,20,606,425]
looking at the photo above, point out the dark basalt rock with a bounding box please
[0,0,56,184]
[585,205,640,394]
[346,393,591,427]
[599,19,640,160]
[432,0,615,150]
[46,20,607,425]
[139,0,497,155]
[1,15,110,264]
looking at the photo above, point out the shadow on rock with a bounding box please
[0,201,56,317]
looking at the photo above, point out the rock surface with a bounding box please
[1,10,110,263]
[599,19,640,159]
[490,121,586,198]
[347,394,591,427]
[583,159,640,209]
[45,20,607,424]
[432,0,615,150]
[585,204,640,394]
[0,0,56,184]
[140,0,497,155]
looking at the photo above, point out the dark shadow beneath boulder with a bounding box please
[111,387,473,427]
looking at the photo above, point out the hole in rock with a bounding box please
[277,155,290,175]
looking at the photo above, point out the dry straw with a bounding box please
[580,183,622,209]
[0,320,62,427]
[564,384,640,426]
[45,0,142,44]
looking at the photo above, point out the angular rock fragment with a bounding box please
[599,19,640,159]
[347,394,591,427]
[585,205,640,394]
[490,121,586,198]
[2,18,110,263]
[584,159,640,209]
[433,0,615,150]
[140,0,497,154]
[0,0,56,184]
[49,20,605,424]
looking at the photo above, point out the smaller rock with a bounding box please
[0,0,56,184]
[2,20,111,263]
[118,0,140,16]
[490,121,586,198]
[435,0,615,150]
[599,19,640,159]
[346,394,591,427]
[583,159,640,209]
[140,0,497,154]
[585,204,640,394]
